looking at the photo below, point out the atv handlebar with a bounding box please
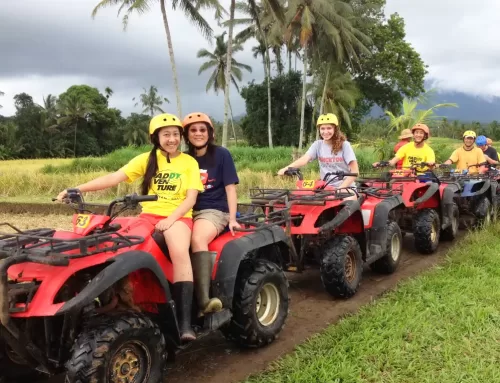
[284,167,303,180]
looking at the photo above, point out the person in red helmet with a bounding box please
[182,112,240,316]
[373,124,435,172]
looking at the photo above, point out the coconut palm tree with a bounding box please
[198,32,251,141]
[285,0,371,149]
[228,0,283,148]
[91,0,221,119]
[133,86,170,116]
[56,94,94,157]
[104,87,114,100]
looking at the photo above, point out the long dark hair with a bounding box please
[183,123,217,168]
[141,127,182,195]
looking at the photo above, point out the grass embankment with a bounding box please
[245,224,500,383]
[0,137,460,203]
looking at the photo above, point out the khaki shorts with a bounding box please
[193,209,230,235]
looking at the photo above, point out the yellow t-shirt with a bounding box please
[395,143,435,172]
[121,150,204,217]
[449,147,485,173]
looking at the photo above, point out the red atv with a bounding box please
[249,168,405,299]
[360,162,461,254]
[0,190,291,382]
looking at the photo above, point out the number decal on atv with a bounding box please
[75,214,91,228]
[302,180,314,188]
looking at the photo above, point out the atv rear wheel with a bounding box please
[370,221,402,274]
[65,312,166,383]
[221,259,288,348]
[413,209,440,254]
[441,203,459,241]
[320,236,363,298]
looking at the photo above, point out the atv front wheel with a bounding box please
[65,312,166,383]
[370,221,402,274]
[474,196,493,227]
[441,203,459,241]
[413,208,440,254]
[320,236,363,298]
[221,259,289,348]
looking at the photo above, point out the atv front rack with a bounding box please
[0,223,144,261]
[235,203,291,232]
[249,186,358,206]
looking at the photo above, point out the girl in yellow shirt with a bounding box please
[56,113,204,342]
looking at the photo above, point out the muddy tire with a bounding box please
[474,196,493,227]
[370,221,402,274]
[320,236,363,298]
[441,203,459,241]
[413,209,440,254]
[221,259,289,348]
[65,312,166,383]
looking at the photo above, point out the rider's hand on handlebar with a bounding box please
[277,167,288,176]
[55,189,68,203]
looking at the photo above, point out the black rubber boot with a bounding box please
[191,251,223,316]
[173,281,196,342]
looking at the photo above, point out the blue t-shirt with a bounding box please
[193,146,239,212]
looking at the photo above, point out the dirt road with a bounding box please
[37,235,455,383]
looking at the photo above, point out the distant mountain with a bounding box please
[370,86,500,123]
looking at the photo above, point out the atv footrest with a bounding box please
[203,309,231,331]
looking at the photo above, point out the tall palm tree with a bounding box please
[56,94,94,157]
[104,87,114,100]
[133,86,170,116]
[309,64,360,138]
[229,0,283,148]
[198,32,252,141]
[91,0,220,119]
[285,0,371,149]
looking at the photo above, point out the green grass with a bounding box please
[244,225,500,383]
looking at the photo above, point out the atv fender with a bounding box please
[57,251,171,315]
[212,226,289,308]
[317,200,362,234]
[461,179,490,197]
[414,182,439,205]
[365,195,404,263]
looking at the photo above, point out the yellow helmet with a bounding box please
[463,130,476,139]
[316,113,339,127]
[149,113,183,136]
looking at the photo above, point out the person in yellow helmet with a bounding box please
[278,113,359,191]
[443,130,486,173]
[56,113,204,342]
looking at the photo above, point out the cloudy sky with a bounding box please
[1,0,499,119]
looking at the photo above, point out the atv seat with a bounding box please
[152,231,172,263]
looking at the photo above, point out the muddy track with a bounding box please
[38,234,459,383]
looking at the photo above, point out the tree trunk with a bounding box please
[73,121,77,158]
[316,64,331,141]
[160,0,182,119]
[229,99,237,143]
[288,49,292,73]
[298,46,308,150]
[221,0,236,148]
[263,36,273,148]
